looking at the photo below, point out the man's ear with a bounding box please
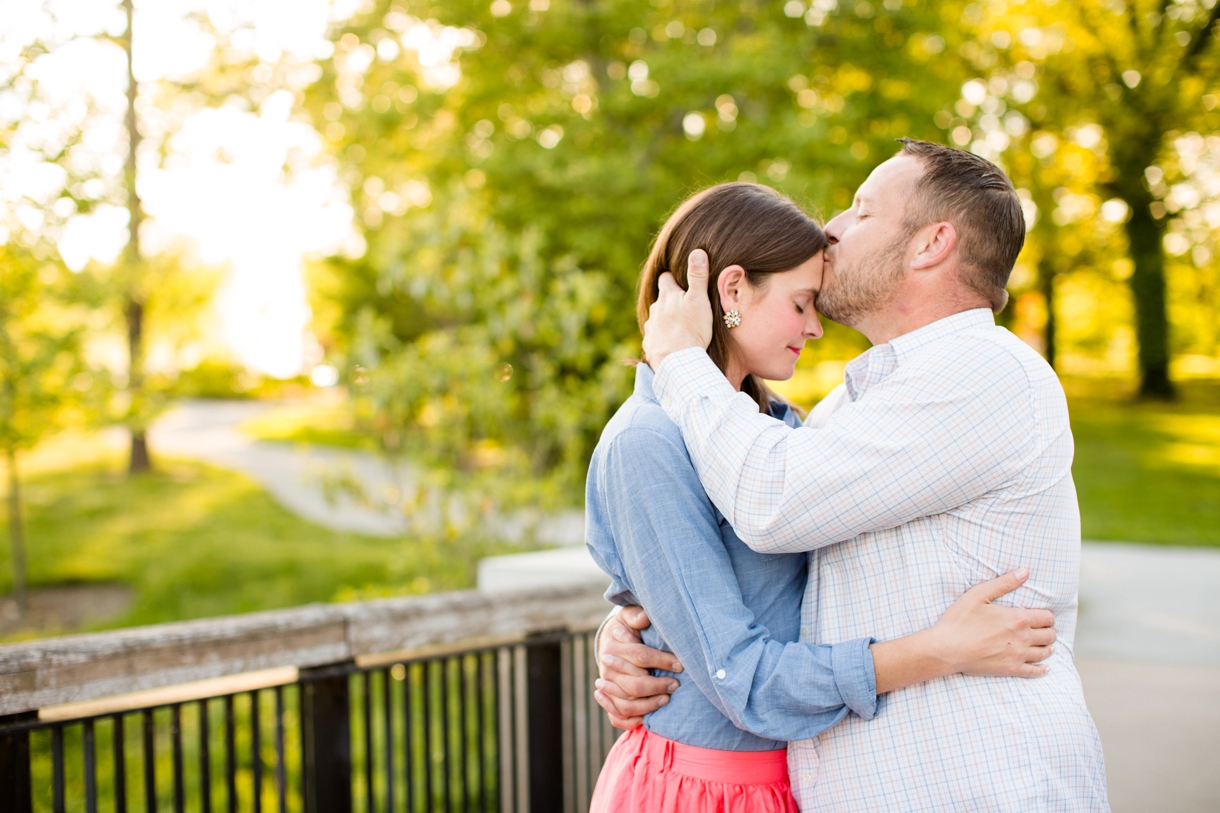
[911,222,957,270]
[716,265,748,311]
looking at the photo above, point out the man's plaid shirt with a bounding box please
[654,309,1109,812]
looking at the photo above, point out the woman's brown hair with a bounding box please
[637,182,827,411]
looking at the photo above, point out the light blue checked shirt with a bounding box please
[584,363,877,752]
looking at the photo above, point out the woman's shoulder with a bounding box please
[599,394,686,455]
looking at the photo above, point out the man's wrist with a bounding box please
[652,346,731,414]
[594,606,623,662]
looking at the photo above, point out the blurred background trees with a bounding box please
[0,243,105,610]
[304,0,1220,498]
[2,0,1219,621]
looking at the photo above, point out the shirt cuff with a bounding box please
[832,636,879,721]
[653,347,738,419]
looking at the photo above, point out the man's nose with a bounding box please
[824,212,846,242]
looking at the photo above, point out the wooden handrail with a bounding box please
[0,581,610,716]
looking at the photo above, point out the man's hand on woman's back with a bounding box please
[594,607,684,730]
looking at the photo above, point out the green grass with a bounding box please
[1066,378,1220,546]
[0,446,536,641]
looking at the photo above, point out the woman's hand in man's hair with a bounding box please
[593,606,684,730]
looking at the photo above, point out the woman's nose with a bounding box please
[806,312,823,340]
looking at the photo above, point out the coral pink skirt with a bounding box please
[590,727,799,813]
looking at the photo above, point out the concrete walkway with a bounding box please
[479,542,1220,812]
[148,400,584,544]
[1074,542,1220,813]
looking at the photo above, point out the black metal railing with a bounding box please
[0,628,620,813]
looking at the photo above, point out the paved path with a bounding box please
[1074,542,1220,813]
[148,400,585,544]
[480,542,1220,812]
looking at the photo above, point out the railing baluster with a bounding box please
[382,668,394,813]
[497,648,512,813]
[200,700,212,813]
[403,664,414,813]
[0,712,34,813]
[299,665,353,813]
[170,705,185,813]
[459,656,469,813]
[572,636,589,813]
[476,653,487,813]
[225,694,237,813]
[52,725,65,813]
[560,638,575,813]
[113,715,127,813]
[143,709,156,813]
[422,661,433,813]
[275,686,287,813]
[513,646,529,813]
[441,659,452,813]
[525,639,563,813]
[363,671,375,813]
[251,691,263,813]
[83,718,98,813]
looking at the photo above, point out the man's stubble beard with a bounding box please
[817,231,911,327]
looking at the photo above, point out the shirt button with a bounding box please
[716,669,726,680]
[662,395,673,408]
[800,627,809,637]
[802,773,813,783]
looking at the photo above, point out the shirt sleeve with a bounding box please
[597,425,878,741]
[652,346,1037,554]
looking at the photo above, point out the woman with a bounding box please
[584,183,1051,812]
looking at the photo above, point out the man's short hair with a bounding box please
[896,138,1025,311]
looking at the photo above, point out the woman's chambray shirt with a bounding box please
[585,364,877,751]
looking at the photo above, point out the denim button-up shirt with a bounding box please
[584,364,877,752]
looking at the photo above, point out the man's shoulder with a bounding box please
[907,324,1059,390]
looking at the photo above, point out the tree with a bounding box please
[967,0,1220,397]
[305,0,975,501]
[0,245,102,611]
[118,0,153,470]
[1,1,308,473]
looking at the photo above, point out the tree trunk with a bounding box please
[1121,194,1176,399]
[5,446,26,614]
[122,0,151,472]
[1038,251,1057,370]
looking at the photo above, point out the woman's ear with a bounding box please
[716,265,748,312]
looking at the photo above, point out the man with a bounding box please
[597,139,1109,811]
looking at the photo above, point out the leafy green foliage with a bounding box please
[0,247,105,456]
[305,0,975,502]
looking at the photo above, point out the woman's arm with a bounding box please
[596,571,1056,729]
[593,425,878,743]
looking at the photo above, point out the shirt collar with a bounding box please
[843,308,995,401]
[634,362,659,404]
[887,308,995,363]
